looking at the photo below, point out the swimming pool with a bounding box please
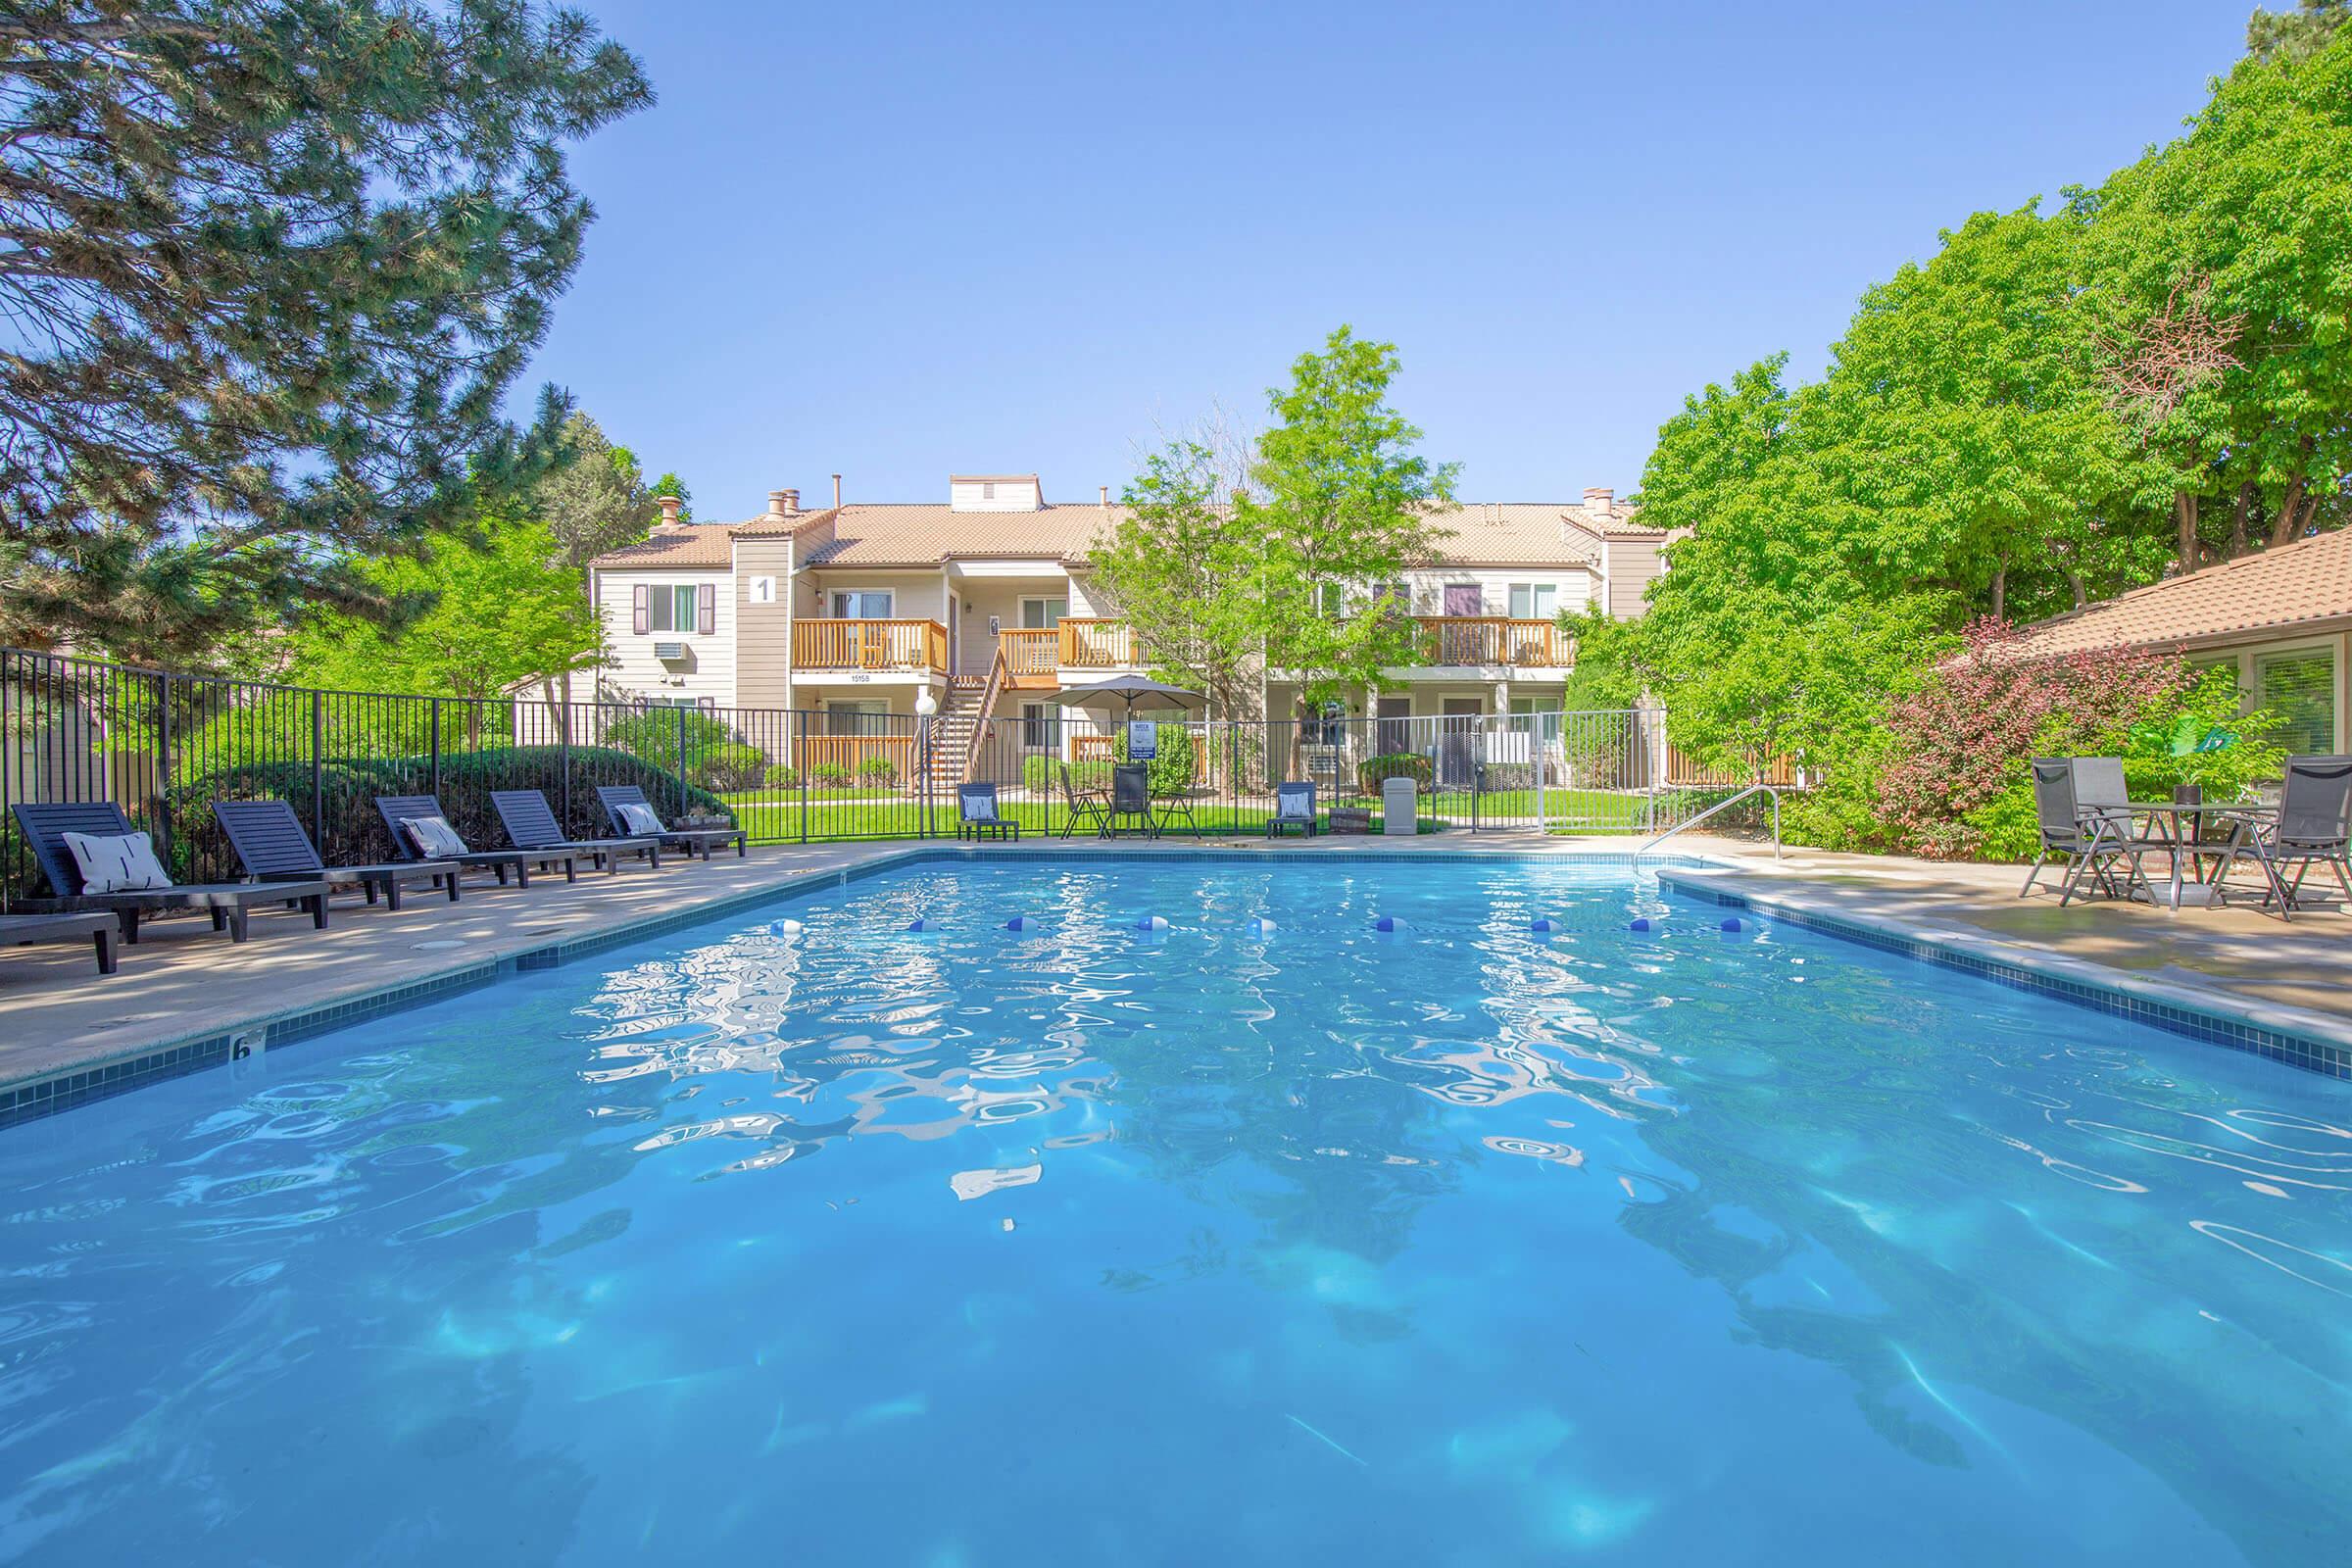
[1,857,2345,1564]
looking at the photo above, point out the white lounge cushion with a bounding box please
[400,815,468,858]
[62,829,172,893]
[616,802,664,835]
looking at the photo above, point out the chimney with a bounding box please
[1584,486,1614,511]
[766,488,793,521]
[1100,485,1109,507]
[654,494,683,532]
[832,472,842,509]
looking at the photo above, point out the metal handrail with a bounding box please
[1634,783,1783,862]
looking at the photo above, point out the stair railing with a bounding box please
[960,648,1008,783]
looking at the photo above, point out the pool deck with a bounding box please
[4,832,2349,1112]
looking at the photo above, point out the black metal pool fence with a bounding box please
[2,648,1788,901]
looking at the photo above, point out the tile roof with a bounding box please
[2008,527,2352,657]
[590,496,1645,570]
[588,523,736,569]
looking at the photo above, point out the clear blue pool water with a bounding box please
[1,858,2348,1565]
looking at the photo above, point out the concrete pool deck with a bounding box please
[4,832,2349,1115]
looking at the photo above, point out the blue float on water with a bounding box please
[1004,915,1037,931]
[1134,914,1170,932]
[1247,915,1277,936]
[768,918,803,936]
[905,918,930,933]
[1629,917,1652,933]
[1529,916,1560,933]
[1720,917,1742,933]
[1375,915,1407,933]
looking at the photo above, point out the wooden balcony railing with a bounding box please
[1001,627,1059,680]
[1058,618,1135,669]
[791,618,948,673]
[1072,729,1210,783]
[797,733,916,780]
[1414,616,1570,667]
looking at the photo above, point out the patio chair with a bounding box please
[1,910,122,974]
[595,784,747,860]
[1056,761,1111,840]
[1152,780,1202,840]
[215,799,460,910]
[375,794,557,886]
[1109,762,1159,839]
[9,801,329,944]
[2214,755,2352,920]
[490,790,661,873]
[956,781,1020,842]
[1265,781,1319,838]
[2057,757,2161,905]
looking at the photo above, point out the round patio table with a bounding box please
[2106,800,2277,910]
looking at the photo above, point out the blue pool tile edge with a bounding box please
[1655,868,2352,1082]
[8,846,2344,1130]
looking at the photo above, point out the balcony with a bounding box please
[1414,616,1571,668]
[1001,627,1059,685]
[791,618,948,674]
[1057,618,1134,668]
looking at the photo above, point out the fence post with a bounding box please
[428,698,443,800]
[797,710,808,844]
[674,703,689,818]
[152,670,172,868]
[310,689,326,844]
[558,695,571,825]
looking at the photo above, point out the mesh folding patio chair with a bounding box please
[2215,755,2352,920]
[2019,759,2147,905]
[1057,762,1111,840]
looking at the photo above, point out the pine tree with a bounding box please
[0,0,652,661]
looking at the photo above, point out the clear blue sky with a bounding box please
[530,1,2252,519]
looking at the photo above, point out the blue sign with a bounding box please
[1127,720,1157,760]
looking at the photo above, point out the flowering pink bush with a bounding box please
[1876,618,2197,859]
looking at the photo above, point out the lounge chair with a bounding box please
[1056,761,1110,840]
[9,801,329,943]
[215,799,460,910]
[1265,781,1318,838]
[0,910,122,974]
[1108,762,1158,839]
[490,789,661,872]
[595,784,747,860]
[374,794,554,886]
[956,781,1019,842]
[2215,755,2352,919]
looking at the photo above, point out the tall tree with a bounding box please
[535,412,662,575]
[1243,325,1457,710]
[2247,0,2348,61]
[1093,436,1264,721]
[287,514,604,704]
[0,0,652,660]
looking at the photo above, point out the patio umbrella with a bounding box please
[1049,675,1207,716]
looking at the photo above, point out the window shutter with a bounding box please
[632,583,650,634]
[698,583,716,635]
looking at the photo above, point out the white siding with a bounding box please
[596,569,738,708]
[949,477,1043,512]
[1389,567,1593,617]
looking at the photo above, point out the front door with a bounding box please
[1443,584,1484,617]
[1375,697,1411,757]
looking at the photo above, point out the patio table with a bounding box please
[2083,801,2275,910]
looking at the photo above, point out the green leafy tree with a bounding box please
[289,514,605,705]
[1243,326,1457,710]
[1094,437,1264,721]
[0,1,651,661]
[2247,0,2348,61]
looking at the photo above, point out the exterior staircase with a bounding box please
[924,670,996,790]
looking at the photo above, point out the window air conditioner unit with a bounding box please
[654,641,686,661]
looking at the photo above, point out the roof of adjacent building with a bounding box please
[2008,526,2352,657]
[590,495,1645,570]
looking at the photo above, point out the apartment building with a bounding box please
[587,471,1663,759]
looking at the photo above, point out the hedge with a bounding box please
[1021,754,1112,792]
[1357,752,1433,792]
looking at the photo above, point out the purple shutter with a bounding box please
[697,582,716,635]
[632,583,650,634]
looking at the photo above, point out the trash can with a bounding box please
[1382,775,1417,836]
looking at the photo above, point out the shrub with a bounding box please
[1876,618,2284,860]
[857,755,900,789]
[1021,754,1110,792]
[1357,752,1433,793]
[763,763,800,788]
[810,761,853,787]
[1111,720,1196,797]
[691,741,767,793]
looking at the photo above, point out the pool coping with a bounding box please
[1655,866,2352,1082]
[6,843,2346,1130]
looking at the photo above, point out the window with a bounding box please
[1298,700,1348,747]
[831,590,894,618]
[1318,583,1346,618]
[1443,584,1484,617]
[639,582,704,635]
[982,480,997,501]
[2258,649,2336,754]
[1020,700,1057,749]
[1508,583,1558,620]
[1021,597,1067,630]
[824,699,889,736]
